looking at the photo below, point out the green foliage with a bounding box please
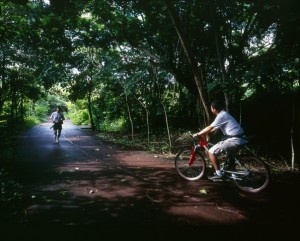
[34,103,48,121]
[0,0,299,163]
[0,1,298,226]
[100,117,126,131]
[47,95,68,113]
[66,101,90,125]
[23,116,39,128]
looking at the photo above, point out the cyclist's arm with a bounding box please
[209,127,218,133]
[193,125,214,137]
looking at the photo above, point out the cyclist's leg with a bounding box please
[223,138,247,152]
[218,138,248,170]
[208,151,219,172]
[208,138,245,176]
[209,142,228,175]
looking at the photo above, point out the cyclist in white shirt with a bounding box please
[193,100,248,180]
[50,106,65,143]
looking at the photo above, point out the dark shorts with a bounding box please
[53,123,62,130]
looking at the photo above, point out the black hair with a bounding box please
[210,99,224,111]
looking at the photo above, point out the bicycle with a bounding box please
[174,133,271,193]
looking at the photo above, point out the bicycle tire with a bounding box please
[231,154,271,193]
[175,148,206,181]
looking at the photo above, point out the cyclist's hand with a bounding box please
[192,133,198,138]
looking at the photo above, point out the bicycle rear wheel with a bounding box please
[175,148,206,181]
[232,154,270,193]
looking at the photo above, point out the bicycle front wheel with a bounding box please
[175,148,206,181]
[232,155,270,193]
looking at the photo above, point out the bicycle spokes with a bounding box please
[175,148,206,181]
[231,155,270,193]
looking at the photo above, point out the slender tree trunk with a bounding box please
[135,96,150,145]
[0,42,7,115]
[291,87,300,174]
[164,0,211,123]
[152,65,172,151]
[123,83,134,142]
[291,96,295,171]
[210,1,230,111]
[9,86,17,130]
[20,89,24,124]
[162,103,172,151]
[87,77,95,130]
[87,92,95,130]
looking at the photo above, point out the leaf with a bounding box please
[199,189,207,195]
[60,190,69,195]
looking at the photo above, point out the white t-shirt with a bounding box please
[211,110,244,136]
[50,111,65,123]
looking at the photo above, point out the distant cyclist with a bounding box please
[193,100,248,181]
[50,106,65,143]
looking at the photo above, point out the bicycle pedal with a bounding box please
[208,176,224,182]
[212,179,224,182]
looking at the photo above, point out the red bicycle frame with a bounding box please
[188,135,208,166]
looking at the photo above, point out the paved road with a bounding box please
[3,120,299,240]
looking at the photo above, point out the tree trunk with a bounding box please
[135,96,150,145]
[123,83,134,142]
[162,103,172,151]
[209,1,230,112]
[164,0,211,123]
[152,65,172,151]
[87,77,95,131]
[291,102,295,171]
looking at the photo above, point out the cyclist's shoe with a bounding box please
[208,173,224,182]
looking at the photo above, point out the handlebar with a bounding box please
[188,131,208,147]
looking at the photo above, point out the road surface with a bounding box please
[3,120,299,240]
